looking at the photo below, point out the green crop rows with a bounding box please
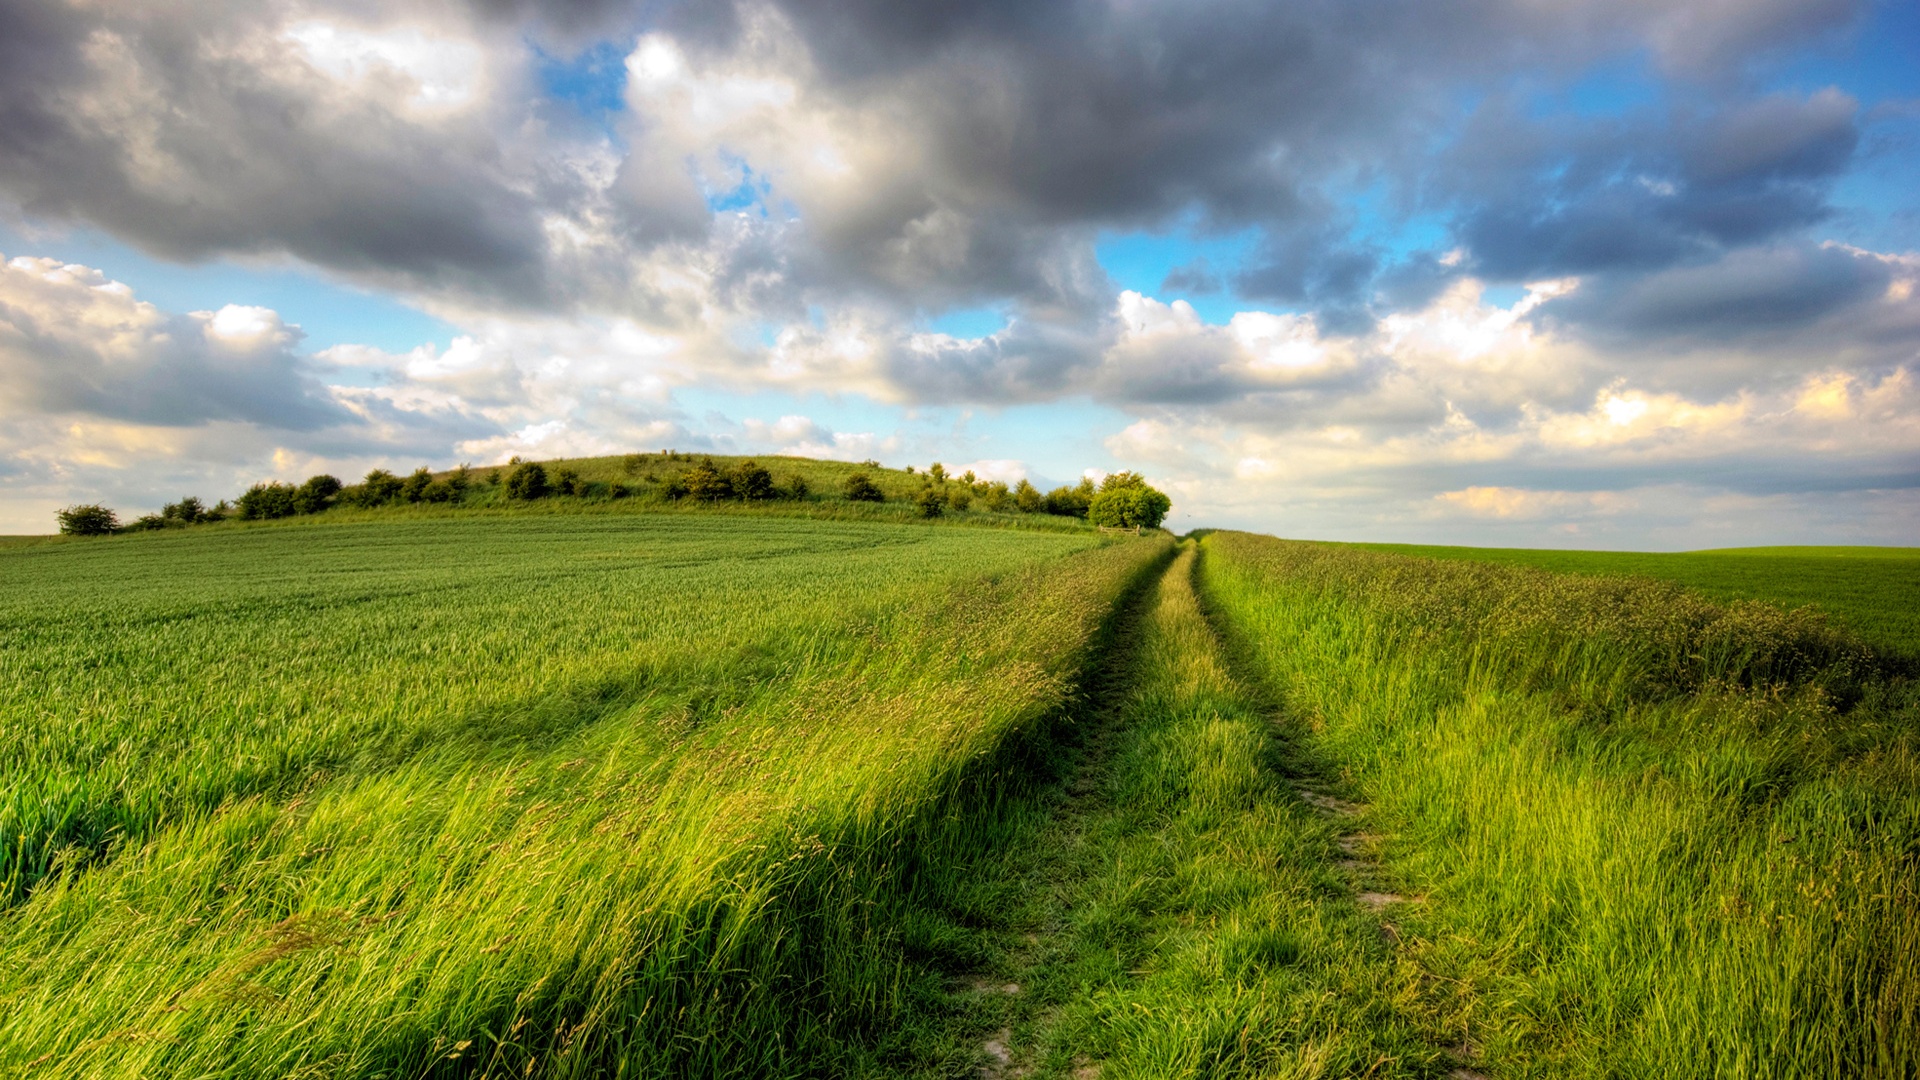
[2,502,1914,1078]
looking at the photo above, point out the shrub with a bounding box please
[928,462,947,482]
[683,459,734,501]
[1087,472,1172,529]
[663,477,689,500]
[844,472,884,502]
[916,486,948,518]
[58,505,120,535]
[1013,479,1044,513]
[1044,477,1095,518]
[160,496,208,524]
[237,482,298,520]
[293,475,342,515]
[506,462,550,500]
[948,488,973,512]
[733,461,776,501]
[785,474,810,499]
[983,481,1012,512]
[400,468,433,503]
[123,514,172,532]
[361,469,405,506]
[421,480,457,503]
[554,468,584,496]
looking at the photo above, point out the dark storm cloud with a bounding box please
[1445,90,1860,282]
[1542,243,1893,343]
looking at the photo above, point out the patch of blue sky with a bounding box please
[1481,284,1528,308]
[0,222,455,355]
[1762,2,1917,106]
[1531,50,1664,119]
[533,39,629,128]
[704,155,773,214]
[927,306,1008,338]
[1097,225,1260,323]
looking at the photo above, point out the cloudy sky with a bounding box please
[2,0,1916,546]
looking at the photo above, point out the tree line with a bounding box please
[55,455,1171,534]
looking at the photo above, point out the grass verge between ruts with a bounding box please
[1198,531,1920,1078]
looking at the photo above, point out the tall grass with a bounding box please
[0,516,1167,1077]
[1197,532,1920,1078]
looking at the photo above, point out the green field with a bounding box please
[1352,542,1920,657]
[3,479,1916,1078]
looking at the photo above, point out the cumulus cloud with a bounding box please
[1,0,1914,544]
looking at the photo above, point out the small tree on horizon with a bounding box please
[57,504,119,536]
[506,461,550,500]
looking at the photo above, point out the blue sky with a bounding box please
[0,0,1915,545]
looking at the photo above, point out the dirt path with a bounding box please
[881,542,1454,1079]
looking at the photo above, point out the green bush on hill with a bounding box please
[844,471,884,502]
[507,461,550,500]
[1087,472,1171,529]
[55,504,119,536]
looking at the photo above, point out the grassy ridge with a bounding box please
[1199,533,1920,1077]
[1351,542,1920,657]
[0,516,1169,1076]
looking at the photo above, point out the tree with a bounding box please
[506,462,550,500]
[553,468,584,496]
[1087,473,1172,529]
[916,486,947,518]
[238,482,298,520]
[57,504,118,536]
[361,469,405,506]
[732,460,776,500]
[844,471,884,502]
[401,468,434,503]
[1044,477,1095,518]
[682,459,734,501]
[928,462,947,483]
[293,475,341,515]
[161,496,207,524]
[1013,479,1044,513]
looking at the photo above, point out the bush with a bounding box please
[1013,479,1044,513]
[122,514,173,532]
[1044,477,1095,518]
[160,496,209,524]
[237,482,298,520]
[683,459,734,501]
[785,474,810,499]
[293,475,342,515]
[916,486,948,518]
[400,468,434,504]
[506,462,550,500]
[844,472,884,502]
[948,488,973,512]
[554,468,584,496]
[58,505,120,535]
[360,469,405,506]
[1087,472,1172,529]
[983,481,1012,512]
[733,461,776,501]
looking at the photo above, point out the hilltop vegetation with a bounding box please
[50,451,1172,538]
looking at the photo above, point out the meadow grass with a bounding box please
[0,513,1169,1077]
[824,543,1446,1077]
[1199,533,1920,1078]
[1352,542,1920,657]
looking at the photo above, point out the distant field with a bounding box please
[1350,542,1920,656]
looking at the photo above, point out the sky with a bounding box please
[1,0,1916,547]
